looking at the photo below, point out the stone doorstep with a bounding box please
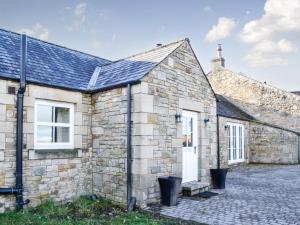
[181,181,210,197]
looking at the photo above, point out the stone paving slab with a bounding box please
[159,165,300,225]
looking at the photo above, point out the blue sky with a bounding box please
[0,0,299,91]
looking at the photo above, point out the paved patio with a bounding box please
[159,165,300,225]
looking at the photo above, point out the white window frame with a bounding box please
[227,122,245,164]
[34,100,74,150]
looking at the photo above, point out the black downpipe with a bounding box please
[217,115,220,169]
[0,34,29,210]
[126,83,136,212]
[298,135,300,164]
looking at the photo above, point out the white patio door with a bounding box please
[227,123,245,164]
[182,111,198,183]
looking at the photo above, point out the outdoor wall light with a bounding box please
[204,118,210,124]
[175,113,182,123]
[224,125,229,129]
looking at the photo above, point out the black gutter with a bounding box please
[126,83,136,212]
[0,76,90,94]
[91,80,141,94]
[217,114,253,122]
[0,34,29,210]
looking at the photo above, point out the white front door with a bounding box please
[182,111,198,183]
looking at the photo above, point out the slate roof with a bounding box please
[92,39,185,91]
[0,29,111,91]
[216,94,255,121]
[0,28,185,92]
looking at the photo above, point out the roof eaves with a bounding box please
[0,75,89,93]
[91,79,141,93]
[217,114,253,122]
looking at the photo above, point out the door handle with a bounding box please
[194,147,197,154]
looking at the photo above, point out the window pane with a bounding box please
[228,125,231,160]
[239,127,243,159]
[233,126,236,160]
[55,107,70,123]
[37,125,53,143]
[54,127,70,143]
[37,105,53,122]
[187,117,193,147]
[182,116,187,147]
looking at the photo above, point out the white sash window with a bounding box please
[34,100,74,149]
[227,123,245,164]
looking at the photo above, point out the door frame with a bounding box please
[182,110,198,183]
[227,122,245,164]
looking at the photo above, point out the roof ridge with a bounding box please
[103,38,187,66]
[222,68,300,98]
[0,28,111,63]
[91,38,187,92]
[124,38,186,60]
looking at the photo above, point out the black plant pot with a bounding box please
[210,168,228,189]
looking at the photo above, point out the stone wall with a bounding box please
[91,40,217,207]
[131,40,217,206]
[208,69,300,132]
[91,87,128,204]
[249,122,299,164]
[0,80,92,212]
[0,40,217,211]
[218,116,250,167]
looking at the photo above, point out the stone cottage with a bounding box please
[208,45,300,167]
[0,28,217,212]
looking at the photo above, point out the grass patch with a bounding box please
[0,196,199,225]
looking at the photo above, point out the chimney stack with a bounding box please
[211,44,225,73]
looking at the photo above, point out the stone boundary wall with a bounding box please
[0,79,93,212]
[249,122,299,164]
[208,69,300,132]
[218,116,250,167]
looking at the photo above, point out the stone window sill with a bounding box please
[34,148,79,154]
[28,148,84,160]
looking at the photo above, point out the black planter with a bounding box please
[210,169,228,189]
[158,176,182,206]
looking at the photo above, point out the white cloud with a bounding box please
[245,39,297,67]
[111,33,117,41]
[74,3,87,23]
[66,2,87,31]
[19,23,49,41]
[205,17,236,43]
[203,6,212,12]
[245,10,250,15]
[239,0,300,67]
[239,0,300,43]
